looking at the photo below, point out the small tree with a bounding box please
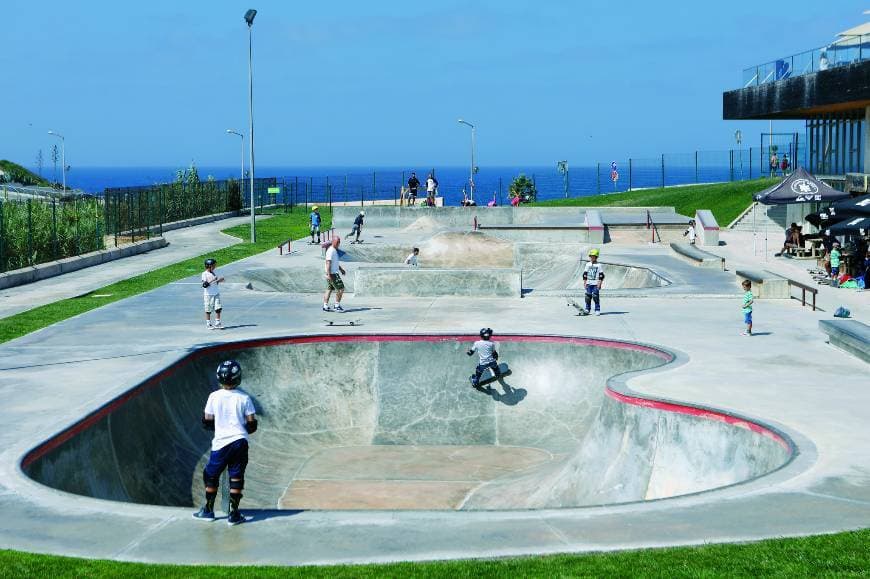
[50,144,59,185]
[509,174,537,203]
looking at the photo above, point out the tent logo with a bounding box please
[791,178,820,201]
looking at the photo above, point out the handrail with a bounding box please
[786,278,818,310]
[646,210,660,243]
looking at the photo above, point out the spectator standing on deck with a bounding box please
[426,172,438,206]
[770,152,779,177]
[781,154,790,176]
[407,172,420,206]
[323,237,346,312]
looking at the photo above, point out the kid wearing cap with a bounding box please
[830,241,841,287]
[582,248,606,315]
[309,206,322,244]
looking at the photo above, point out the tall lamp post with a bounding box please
[47,130,65,192]
[244,9,257,243]
[557,160,569,198]
[226,129,245,199]
[457,119,476,203]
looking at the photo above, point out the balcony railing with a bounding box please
[741,34,869,88]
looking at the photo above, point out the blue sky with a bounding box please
[1,1,866,167]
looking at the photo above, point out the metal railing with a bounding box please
[742,34,869,88]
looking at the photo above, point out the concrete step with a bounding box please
[731,203,787,232]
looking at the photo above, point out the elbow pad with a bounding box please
[582,272,588,281]
[201,417,215,431]
[466,349,474,356]
[598,273,605,281]
[492,350,499,360]
[245,418,258,434]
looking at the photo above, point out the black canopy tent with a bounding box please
[754,167,851,205]
[827,194,870,219]
[826,216,870,235]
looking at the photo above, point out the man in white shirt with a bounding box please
[323,237,346,312]
[193,360,257,526]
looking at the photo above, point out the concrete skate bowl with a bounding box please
[238,234,668,294]
[22,335,793,511]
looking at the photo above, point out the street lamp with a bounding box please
[557,160,569,198]
[226,129,245,197]
[47,130,65,193]
[244,8,257,243]
[457,119,476,203]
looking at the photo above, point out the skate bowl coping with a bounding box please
[21,334,794,511]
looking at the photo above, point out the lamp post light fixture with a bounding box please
[244,8,258,243]
[226,129,245,198]
[47,130,65,193]
[457,119,476,203]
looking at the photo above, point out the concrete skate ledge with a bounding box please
[0,237,168,290]
[670,243,725,269]
[819,319,870,363]
[694,210,720,246]
[735,269,789,298]
[354,266,522,297]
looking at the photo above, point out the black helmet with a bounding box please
[204,258,217,268]
[479,327,493,339]
[216,360,242,387]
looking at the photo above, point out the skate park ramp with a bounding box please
[237,234,668,294]
[23,335,791,511]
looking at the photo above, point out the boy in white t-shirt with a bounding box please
[405,247,420,267]
[582,248,606,315]
[466,327,502,387]
[201,258,225,329]
[193,360,257,526]
[683,219,697,244]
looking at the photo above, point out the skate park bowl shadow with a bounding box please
[21,335,793,511]
[238,232,669,294]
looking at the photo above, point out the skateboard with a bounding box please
[567,298,590,315]
[350,240,365,244]
[471,368,512,388]
[323,318,362,326]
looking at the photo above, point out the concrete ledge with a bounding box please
[354,266,522,297]
[0,237,168,290]
[819,319,870,363]
[585,210,604,244]
[735,269,789,299]
[694,210,720,247]
[670,243,725,269]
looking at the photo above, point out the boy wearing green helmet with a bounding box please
[582,248,605,315]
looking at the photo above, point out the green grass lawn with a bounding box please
[0,208,330,344]
[536,178,779,226]
[2,528,869,577]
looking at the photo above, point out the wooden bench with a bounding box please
[735,269,789,298]
[669,243,725,270]
[819,319,870,363]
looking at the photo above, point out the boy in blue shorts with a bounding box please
[741,280,753,336]
[193,360,258,526]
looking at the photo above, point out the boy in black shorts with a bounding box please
[193,360,257,526]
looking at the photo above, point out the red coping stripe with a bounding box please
[605,388,790,450]
[21,334,722,470]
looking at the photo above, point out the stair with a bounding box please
[730,203,787,233]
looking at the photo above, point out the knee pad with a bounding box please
[203,469,220,488]
[229,478,245,491]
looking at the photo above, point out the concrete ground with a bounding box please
[0,213,867,566]
[0,214,267,319]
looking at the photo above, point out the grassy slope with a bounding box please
[536,178,779,226]
[0,209,329,344]
[2,529,869,577]
[0,159,52,187]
